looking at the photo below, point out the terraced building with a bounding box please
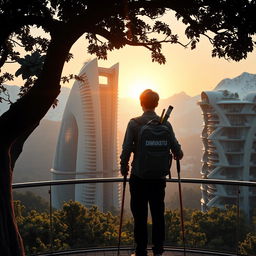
[199,90,256,217]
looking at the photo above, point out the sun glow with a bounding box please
[128,78,159,99]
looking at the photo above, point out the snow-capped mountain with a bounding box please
[214,72,256,99]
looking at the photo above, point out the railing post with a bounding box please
[49,185,53,254]
[176,160,186,256]
[236,185,240,256]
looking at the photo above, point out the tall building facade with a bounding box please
[51,59,120,211]
[198,90,256,217]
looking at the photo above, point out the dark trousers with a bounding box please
[129,175,166,256]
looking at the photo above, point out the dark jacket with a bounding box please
[120,110,182,176]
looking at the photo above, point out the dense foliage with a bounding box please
[1,0,256,102]
[13,191,49,214]
[14,199,256,255]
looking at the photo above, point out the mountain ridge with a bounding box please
[214,72,256,99]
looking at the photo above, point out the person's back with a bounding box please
[120,89,183,256]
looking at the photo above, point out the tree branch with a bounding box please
[94,26,189,50]
[0,97,12,104]
[0,15,60,47]
[0,42,8,68]
[9,39,24,48]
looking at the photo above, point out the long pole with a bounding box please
[236,186,240,255]
[117,175,127,256]
[160,106,174,179]
[177,160,186,256]
[49,185,53,254]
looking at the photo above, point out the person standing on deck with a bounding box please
[120,89,183,256]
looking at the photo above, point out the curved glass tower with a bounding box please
[51,59,120,211]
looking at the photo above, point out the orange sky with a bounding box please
[4,12,256,99]
[62,36,256,99]
[63,12,256,99]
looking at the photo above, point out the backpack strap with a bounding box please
[131,116,160,126]
[131,117,146,125]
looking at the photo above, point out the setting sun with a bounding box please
[128,78,158,98]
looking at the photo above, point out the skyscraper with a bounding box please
[51,59,120,211]
[199,90,256,218]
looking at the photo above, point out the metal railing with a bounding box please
[12,177,256,188]
[13,177,256,256]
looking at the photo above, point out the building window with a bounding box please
[99,76,108,85]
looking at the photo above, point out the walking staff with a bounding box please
[117,174,127,256]
[162,106,186,255]
[177,159,186,256]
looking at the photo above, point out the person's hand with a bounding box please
[120,165,129,176]
[173,150,184,160]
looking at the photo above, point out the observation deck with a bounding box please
[39,248,240,256]
[13,177,256,256]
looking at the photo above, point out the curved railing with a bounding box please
[13,177,256,256]
[12,177,256,188]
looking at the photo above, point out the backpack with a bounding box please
[133,117,172,179]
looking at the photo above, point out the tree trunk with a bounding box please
[0,147,25,255]
[0,27,81,255]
